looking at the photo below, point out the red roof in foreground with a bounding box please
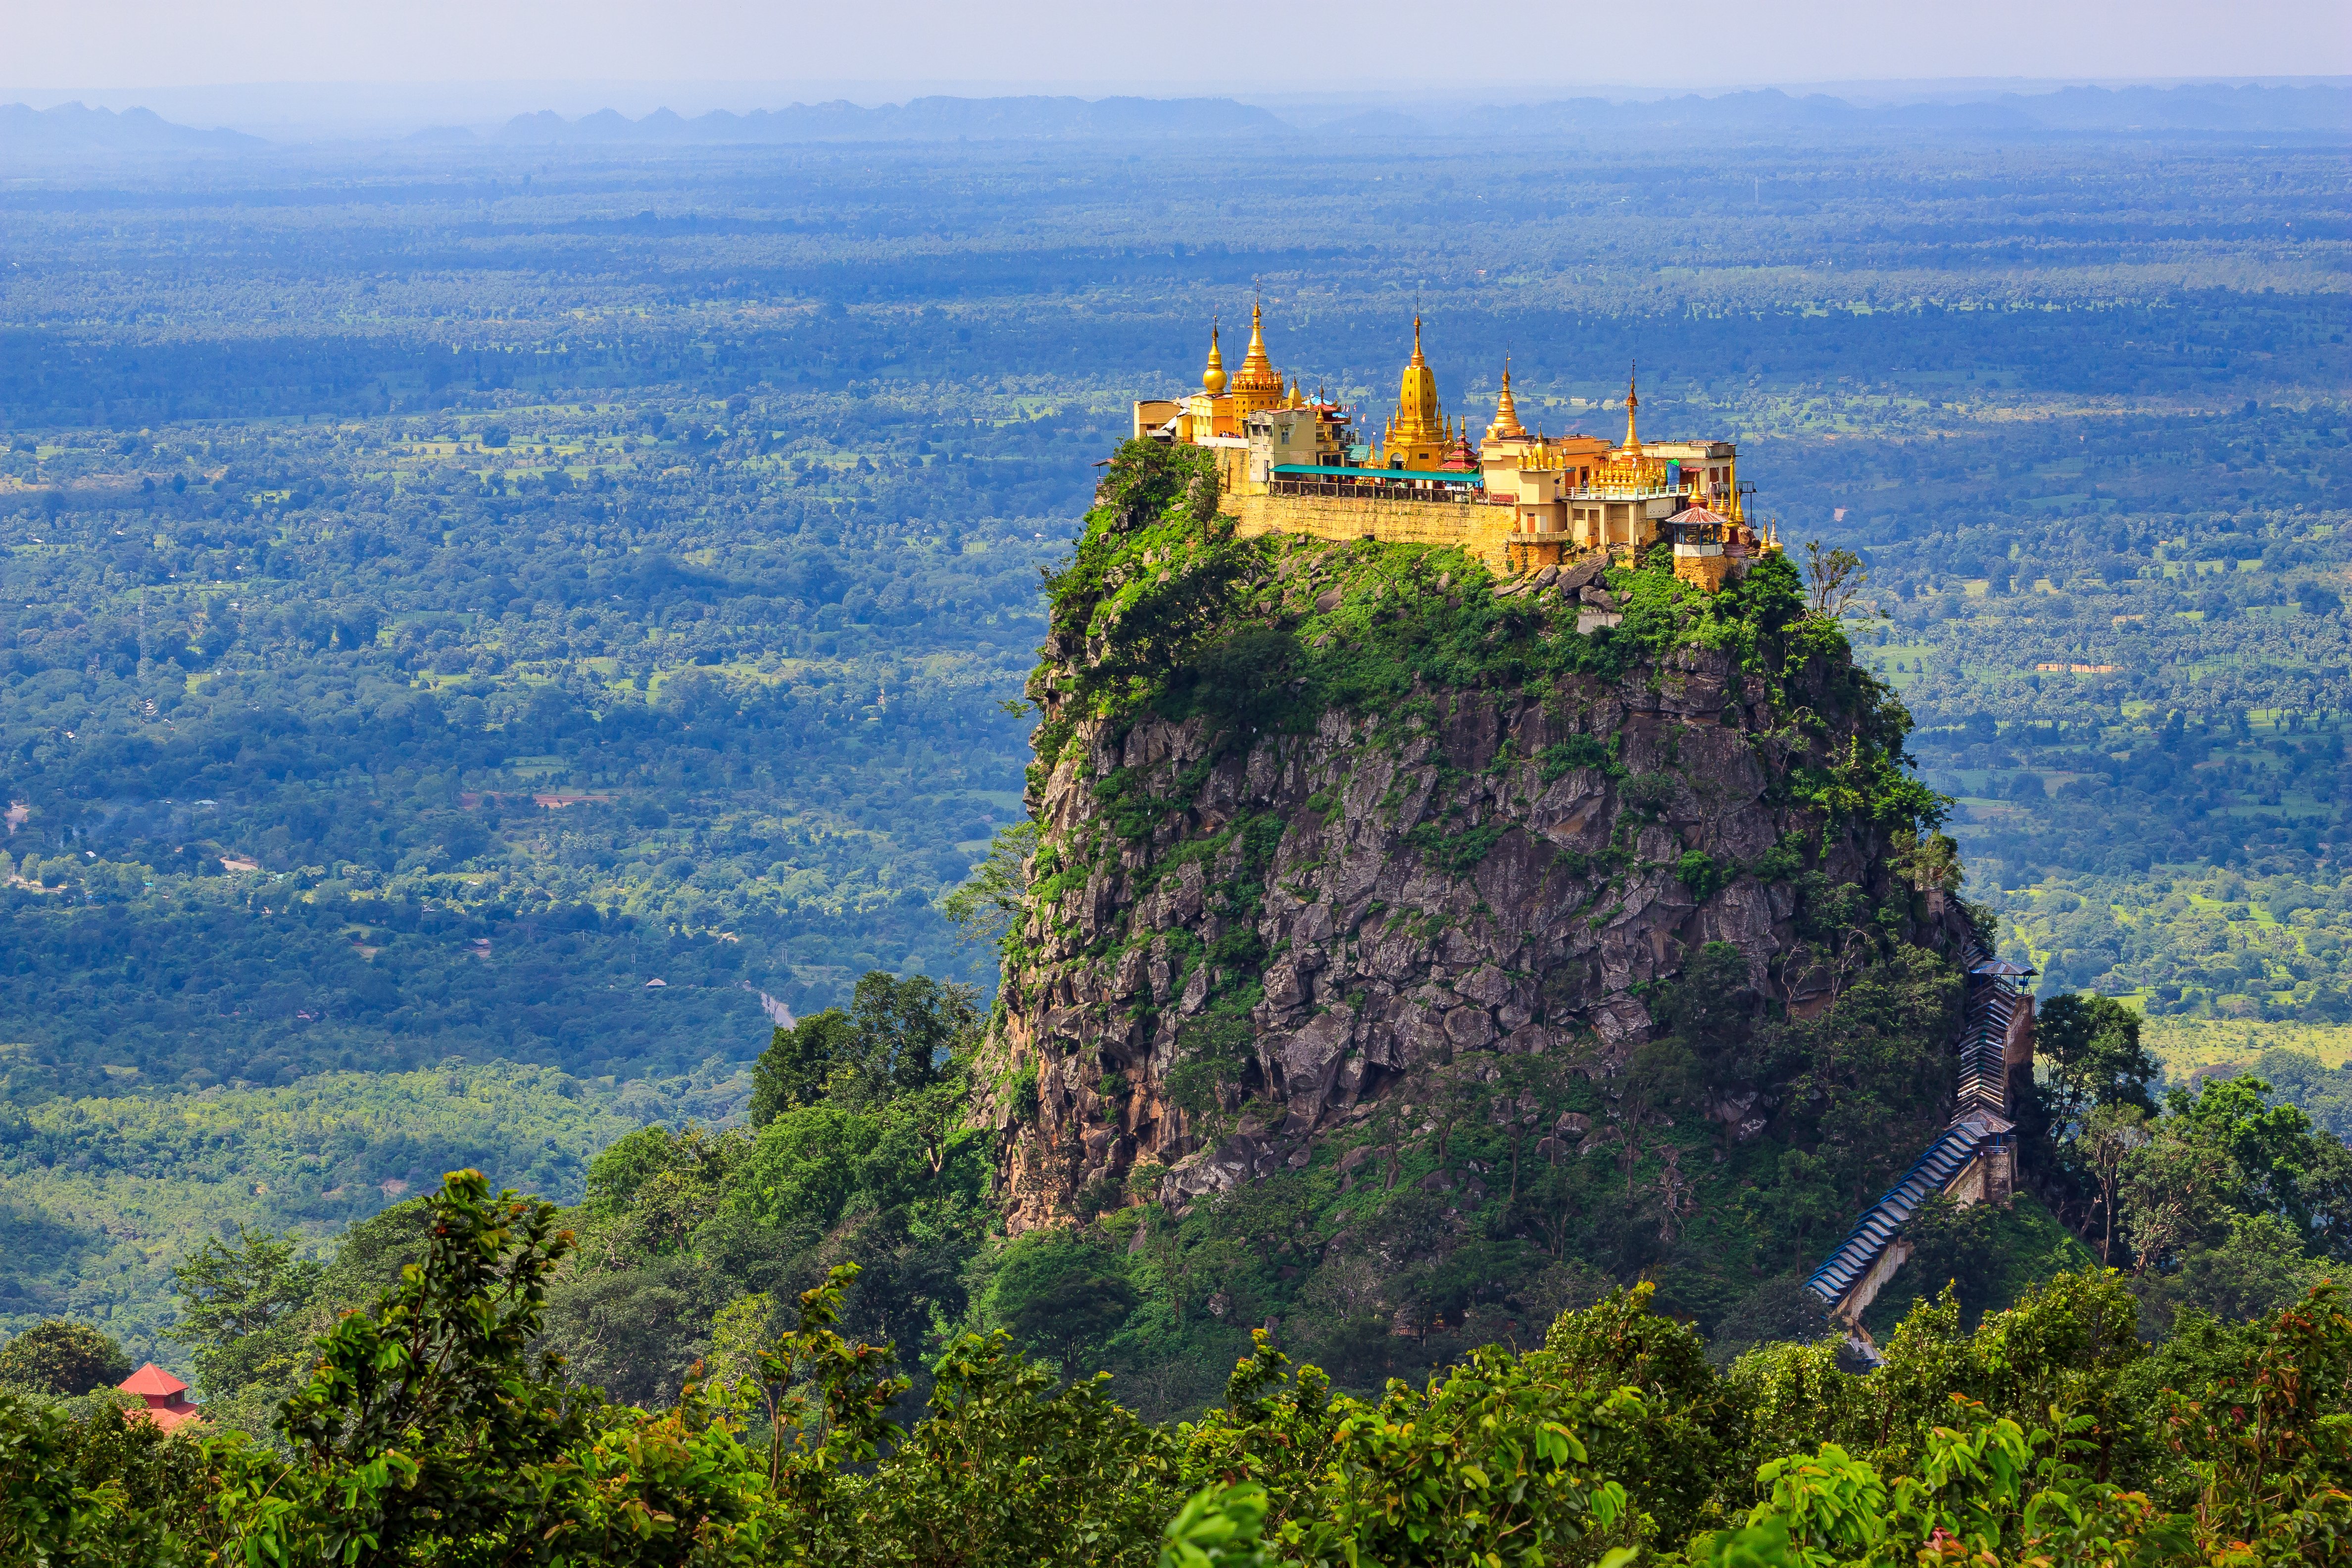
[120,1364,200,1429]
[120,1363,188,1397]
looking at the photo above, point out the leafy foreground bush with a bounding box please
[0,1319,133,1397]
[4,1173,2345,1567]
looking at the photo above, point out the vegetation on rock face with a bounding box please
[1032,440,1940,843]
[972,435,1991,1390]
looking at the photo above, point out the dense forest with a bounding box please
[0,107,2347,1374]
[3,1014,2346,1563]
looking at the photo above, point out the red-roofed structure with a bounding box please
[118,1364,200,1430]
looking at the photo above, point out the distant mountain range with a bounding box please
[0,101,262,153]
[1439,82,2352,136]
[493,95,1289,144]
[483,83,2352,144]
[2,82,2344,157]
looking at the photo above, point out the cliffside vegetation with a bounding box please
[1033,441,1933,834]
[973,436,2009,1400]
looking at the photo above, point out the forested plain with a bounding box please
[0,111,2348,1400]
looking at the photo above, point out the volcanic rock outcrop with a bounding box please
[977,444,1959,1232]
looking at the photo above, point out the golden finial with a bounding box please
[1233,297,1280,394]
[1202,320,1228,395]
[1487,356,1528,443]
[1623,360,1639,450]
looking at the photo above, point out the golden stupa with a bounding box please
[1228,300,1285,417]
[1485,360,1529,444]
[1379,316,1450,468]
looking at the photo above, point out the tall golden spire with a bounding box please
[1485,357,1528,443]
[1231,298,1282,396]
[1388,313,1448,453]
[1622,361,1640,451]
[1201,322,1228,395]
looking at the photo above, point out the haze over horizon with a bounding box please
[6,75,2349,144]
[6,0,2347,122]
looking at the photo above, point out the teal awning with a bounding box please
[1271,464,1484,487]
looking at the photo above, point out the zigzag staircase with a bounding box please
[1803,928,2029,1358]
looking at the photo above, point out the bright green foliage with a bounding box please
[541,973,995,1405]
[1180,1315,1680,1565]
[2158,1279,2352,1564]
[974,1228,1143,1371]
[851,1328,1182,1567]
[2097,1070,2352,1289]
[939,821,1041,955]
[2140,1214,2328,1328]
[34,1213,2352,1568]
[215,1169,589,1566]
[2036,993,2161,1131]
[1722,1268,2145,1491]
[714,1263,910,1559]
[1684,1402,2184,1568]
[1284,1342,1640,1568]
[166,1225,325,1403]
[164,1200,440,1435]
[1539,1284,1731,1545]
[749,973,978,1125]
[2166,1074,2351,1253]
[0,1391,216,1567]
[1158,1483,1275,1568]
[0,1321,131,1398]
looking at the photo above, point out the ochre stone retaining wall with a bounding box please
[1226,492,1516,572]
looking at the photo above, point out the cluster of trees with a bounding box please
[2018,995,2352,1318]
[89,955,2339,1440]
[0,392,1074,1004]
[6,1165,2347,1566]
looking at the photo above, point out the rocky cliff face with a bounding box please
[979,444,1958,1234]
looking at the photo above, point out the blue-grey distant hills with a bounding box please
[1440,82,2351,137]
[497,96,1291,145]
[503,83,2351,145]
[0,101,263,153]
[1,82,2342,157]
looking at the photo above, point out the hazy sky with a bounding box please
[9,0,2348,100]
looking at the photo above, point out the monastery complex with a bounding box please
[1133,306,1780,589]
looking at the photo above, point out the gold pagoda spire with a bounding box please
[1386,313,1448,454]
[1485,358,1528,443]
[1622,361,1640,451]
[1201,323,1228,395]
[1231,299,1282,395]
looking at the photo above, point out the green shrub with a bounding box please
[0,1320,131,1397]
